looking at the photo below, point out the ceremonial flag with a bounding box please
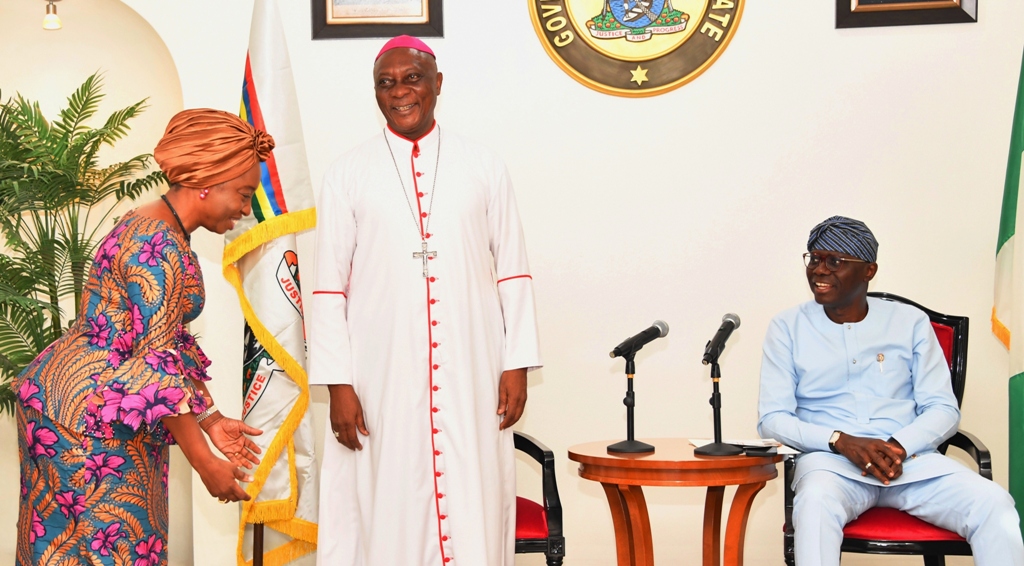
[992,47,1024,531]
[223,0,318,563]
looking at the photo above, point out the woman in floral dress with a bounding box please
[14,109,273,565]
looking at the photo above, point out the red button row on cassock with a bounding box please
[426,228,449,564]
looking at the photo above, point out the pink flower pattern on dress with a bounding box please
[98,384,127,424]
[86,313,111,347]
[137,232,168,267]
[128,302,144,336]
[83,452,126,483]
[95,224,126,274]
[25,421,58,458]
[17,379,43,412]
[133,534,164,566]
[90,523,126,556]
[56,490,86,519]
[107,333,133,368]
[29,510,45,543]
[144,349,180,376]
[120,383,186,430]
[175,325,212,382]
[83,406,114,438]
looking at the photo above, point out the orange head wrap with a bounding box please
[154,108,275,191]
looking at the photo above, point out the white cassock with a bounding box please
[308,123,543,566]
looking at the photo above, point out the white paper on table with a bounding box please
[688,438,801,455]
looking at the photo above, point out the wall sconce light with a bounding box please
[43,0,62,31]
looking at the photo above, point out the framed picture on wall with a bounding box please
[311,0,443,39]
[836,0,977,28]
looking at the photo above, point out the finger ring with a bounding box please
[333,430,340,438]
[864,462,874,470]
[219,499,228,504]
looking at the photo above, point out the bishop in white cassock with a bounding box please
[308,36,543,566]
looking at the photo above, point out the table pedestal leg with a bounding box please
[601,483,654,566]
[703,486,725,566]
[723,481,767,566]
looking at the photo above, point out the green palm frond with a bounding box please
[97,99,147,145]
[51,73,103,146]
[116,168,165,202]
[0,385,15,416]
[0,73,156,415]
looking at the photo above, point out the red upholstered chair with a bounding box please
[514,431,565,565]
[782,292,990,566]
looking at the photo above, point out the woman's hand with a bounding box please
[161,411,253,504]
[197,455,253,503]
[204,415,263,470]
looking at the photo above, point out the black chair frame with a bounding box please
[782,292,991,566]
[514,431,565,566]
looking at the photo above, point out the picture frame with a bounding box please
[836,0,977,28]
[311,0,443,40]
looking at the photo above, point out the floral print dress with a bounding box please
[14,210,211,566]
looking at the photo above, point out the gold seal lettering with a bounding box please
[546,16,567,32]
[712,0,735,9]
[701,21,723,41]
[554,31,575,47]
[708,12,731,27]
[541,4,562,18]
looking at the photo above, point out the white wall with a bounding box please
[7,0,1024,563]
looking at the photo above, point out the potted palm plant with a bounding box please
[0,73,164,415]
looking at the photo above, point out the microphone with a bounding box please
[609,320,669,358]
[702,313,741,365]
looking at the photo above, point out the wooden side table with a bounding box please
[568,438,782,566]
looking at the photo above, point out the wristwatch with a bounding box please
[828,430,842,454]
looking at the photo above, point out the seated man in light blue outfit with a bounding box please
[757,215,1024,566]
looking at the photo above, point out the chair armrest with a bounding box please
[943,429,992,480]
[784,455,795,528]
[513,431,563,538]
[514,431,552,465]
[783,455,796,566]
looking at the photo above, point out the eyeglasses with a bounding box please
[803,252,868,272]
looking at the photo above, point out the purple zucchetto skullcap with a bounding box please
[376,35,435,62]
[807,216,878,263]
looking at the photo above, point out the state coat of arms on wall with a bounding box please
[529,0,743,97]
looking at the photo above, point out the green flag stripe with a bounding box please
[1010,373,1024,532]
[997,52,1024,253]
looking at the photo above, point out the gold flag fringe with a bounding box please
[223,206,318,565]
[224,208,316,267]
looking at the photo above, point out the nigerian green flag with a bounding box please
[993,47,1024,532]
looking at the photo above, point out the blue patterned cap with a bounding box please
[807,216,878,262]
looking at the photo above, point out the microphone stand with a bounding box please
[694,354,743,456]
[608,351,655,454]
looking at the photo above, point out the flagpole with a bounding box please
[253,523,264,566]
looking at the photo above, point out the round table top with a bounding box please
[568,438,782,486]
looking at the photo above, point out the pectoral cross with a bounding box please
[413,240,437,278]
